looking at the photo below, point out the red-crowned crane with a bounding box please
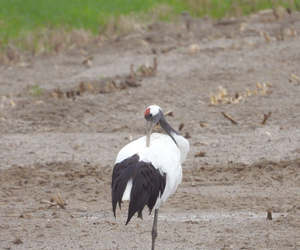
[111,105,189,250]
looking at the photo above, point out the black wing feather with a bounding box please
[111,154,166,225]
[111,154,139,217]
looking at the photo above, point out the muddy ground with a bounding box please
[1,9,300,250]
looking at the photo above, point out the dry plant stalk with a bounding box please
[291,74,300,81]
[86,82,94,92]
[52,189,66,209]
[273,6,285,20]
[274,27,285,41]
[210,94,218,105]
[210,85,243,105]
[262,31,271,42]
[51,56,159,99]
[210,82,273,106]
[200,123,210,128]
[125,64,140,87]
[140,57,157,77]
[262,111,272,125]
[0,96,6,107]
[82,56,93,65]
[221,112,238,124]
[53,87,64,98]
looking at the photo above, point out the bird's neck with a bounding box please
[160,116,189,164]
[159,116,179,145]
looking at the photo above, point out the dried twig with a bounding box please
[221,112,238,124]
[194,151,206,157]
[13,238,23,245]
[262,111,272,125]
[53,87,64,98]
[178,122,184,131]
[40,199,57,207]
[291,74,300,84]
[164,110,174,117]
[82,56,93,65]
[184,132,191,139]
[267,210,272,220]
[79,82,86,93]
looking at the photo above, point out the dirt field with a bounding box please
[1,9,300,250]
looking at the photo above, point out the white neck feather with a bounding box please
[171,133,189,164]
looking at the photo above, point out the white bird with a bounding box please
[111,105,189,250]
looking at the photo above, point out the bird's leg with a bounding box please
[151,209,159,250]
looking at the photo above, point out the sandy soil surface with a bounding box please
[1,10,300,250]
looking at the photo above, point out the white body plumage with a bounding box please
[116,132,189,209]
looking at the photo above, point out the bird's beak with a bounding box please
[146,121,155,147]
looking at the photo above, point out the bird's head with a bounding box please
[144,105,163,124]
[144,104,179,147]
[144,105,163,147]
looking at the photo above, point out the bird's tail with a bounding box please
[126,161,166,224]
[111,154,166,225]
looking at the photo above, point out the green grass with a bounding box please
[0,0,299,59]
[28,85,42,97]
[0,0,161,40]
[181,0,299,18]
